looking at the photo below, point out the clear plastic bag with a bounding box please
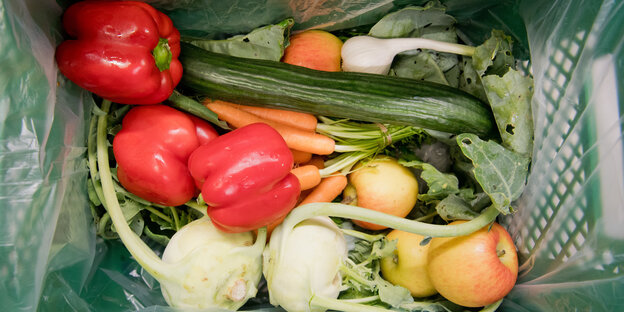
[0,0,621,311]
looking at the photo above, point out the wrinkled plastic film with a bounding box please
[502,0,624,311]
[0,0,93,311]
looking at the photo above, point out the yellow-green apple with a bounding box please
[281,30,343,72]
[346,156,418,230]
[380,229,438,297]
[427,221,518,307]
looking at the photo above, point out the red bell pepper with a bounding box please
[113,105,218,206]
[188,123,301,233]
[56,0,182,105]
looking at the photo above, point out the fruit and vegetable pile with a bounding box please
[60,1,534,311]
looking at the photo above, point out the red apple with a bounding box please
[427,221,518,307]
[282,30,343,72]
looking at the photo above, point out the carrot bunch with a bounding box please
[204,100,335,156]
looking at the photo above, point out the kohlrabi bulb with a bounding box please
[160,216,264,310]
[341,36,476,75]
[263,216,347,312]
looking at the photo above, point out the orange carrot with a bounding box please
[291,165,322,190]
[235,104,317,132]
[299,174,348,206]
[291,149,312,164]
[205,100,335,155]
[204,100,262,128]
[276,127,334,155]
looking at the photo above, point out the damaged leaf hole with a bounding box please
[506,124,515,135]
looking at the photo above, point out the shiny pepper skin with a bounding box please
[113,105,217,206]
[188,123,301,233]
[55,1,182,104]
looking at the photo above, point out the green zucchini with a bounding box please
[178,42,496,137]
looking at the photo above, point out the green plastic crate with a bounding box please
[0,0,622,311]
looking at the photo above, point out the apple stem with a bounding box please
[497,249,506,257]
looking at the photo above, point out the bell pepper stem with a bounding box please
[153,38,172,71]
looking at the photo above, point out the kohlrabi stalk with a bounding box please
[341,35,475,75]
[95,100,265,310]
[284,202,499,238]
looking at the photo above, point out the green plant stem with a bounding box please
[252,227,267,254]
[415,211,439,222]
[338,296,380,304]
[284,203,499,238]
[310,295,390,312]
[144,206,172,224]
[340,262,375,288]
[184,200,208,216]
[320,151,369,176]
[341,229,385,242]
[96,100,169,279]
[109,178,174,223]
[170,207,181,231]
[167,91,228,129]
[316,118,422,175]
[98,213,111,235]
[111,179,169,209]
[87,114,106,208]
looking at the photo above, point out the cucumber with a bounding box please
[178,42,496,137]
